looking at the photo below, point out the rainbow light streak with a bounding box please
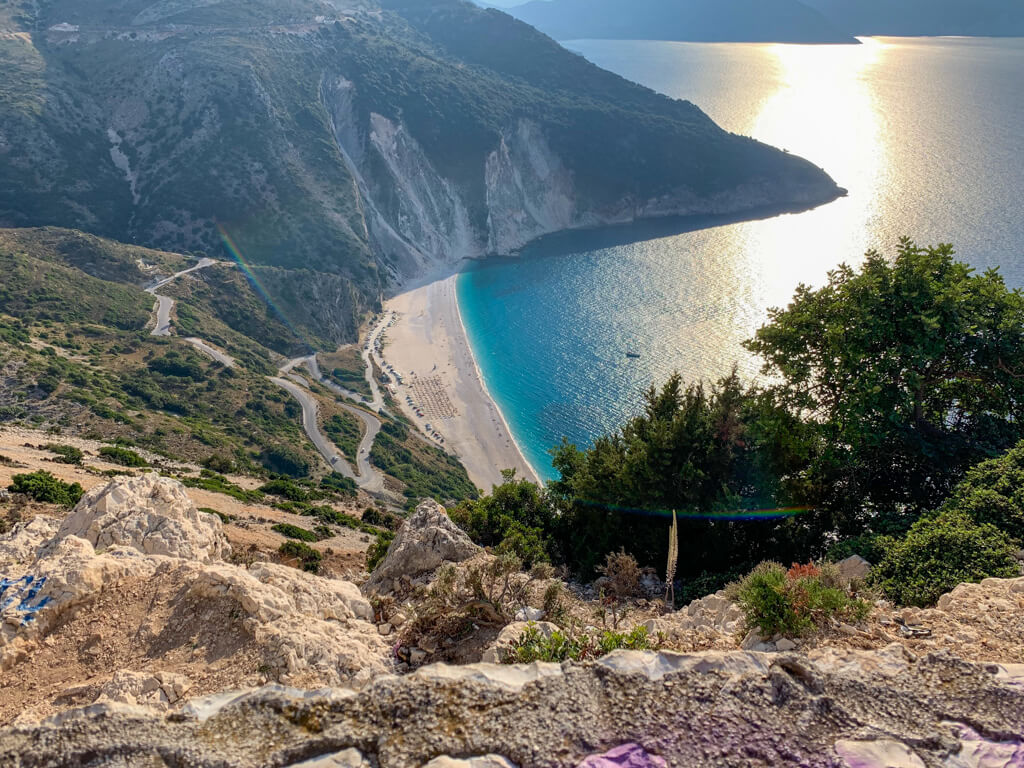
[577,500,811,522]
[217,223,306,343]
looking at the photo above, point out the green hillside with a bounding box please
[0,0,841,348]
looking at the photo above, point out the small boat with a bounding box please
[625,351,641,359]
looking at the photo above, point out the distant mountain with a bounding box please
[0,0,841,348]
[803,0,1024,37]
[505,0,858,44]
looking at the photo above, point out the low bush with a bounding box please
[729,561,869,638]
[873,509,1020,607]
[98,445,147,467]
[279,540,322,573]
[46,443,83,465]
[366,530,395,571]
[938,441,1024,544]
[502,624,656,664]
[181,471,263,503]
[8,471,84,507]
[272,522,318,542]
[260,478,309,502]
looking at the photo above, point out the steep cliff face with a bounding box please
[0,0,844,341]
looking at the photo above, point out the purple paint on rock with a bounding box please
[576,743,668,768]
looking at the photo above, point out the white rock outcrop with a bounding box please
[54,473,229,562]
[364,499,479,592]
[1,475,390,687]
[97,670,191,710]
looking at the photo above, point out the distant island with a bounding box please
[505,0,858,44]
[502,0,1024,42]
[803,0,1024,38]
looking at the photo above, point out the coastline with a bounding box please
[382,262,541,491]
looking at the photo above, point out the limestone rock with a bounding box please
[775,638,798,652]
[422,757,517,768]
[834,739,925,768]
[364,499,479,592]
[577,743,667,768]
[481,621,559,663]
[96,670,191,710]
[5,647,1022,767]
[0,516,59,567]
[836,555,871,583]
[288,748,371,767]
[54,473,229,562]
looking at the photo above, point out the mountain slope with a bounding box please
[505,0,857,44]
[0,0,842,347]
[803,0,1024,37]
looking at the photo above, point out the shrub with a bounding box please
[46,443,83,465]
[320,472,357,497]
[260,445,312,478]
[362,506,401,530]
[8,471,84,507]
[939,441,1024,544]
[366,530,395,571]
[260,478,309,502]
[873,509,1020,607]
[203,454,235,474]
[99,445,147,467]
[279,540,322,573]
[502,624,656,664]
[730,561,869,638]
[272,522,318,542]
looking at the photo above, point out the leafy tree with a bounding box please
[872,509,1019,607]
[938,439,1024,544]
[450,469,556,567]
[549,371,798,577]
[745,239,1024,528]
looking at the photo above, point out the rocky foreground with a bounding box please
[2,474,1024,767]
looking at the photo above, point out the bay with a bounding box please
[457,37,1024,481]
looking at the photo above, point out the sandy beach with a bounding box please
[383,265,540,491]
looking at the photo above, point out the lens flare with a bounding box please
[577,500,811,521]
[217,223,306,344]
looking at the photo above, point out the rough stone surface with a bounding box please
[576,743,667,768]
[836,555,872,583]
[2,648,1022,767]
[364,499,479,592]
[0,516,60,567]
[422,757,517,768]
[54,473,229,562]
[96,670,191,710]
[288,748,371,767]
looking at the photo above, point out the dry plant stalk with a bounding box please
[665,509,678,606]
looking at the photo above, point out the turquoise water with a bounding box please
[458,37,1024,482]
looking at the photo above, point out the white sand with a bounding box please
[383,265,540,491]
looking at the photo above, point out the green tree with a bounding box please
[938,440,1024,544]
[549,371,799,577]
[450,469,556,568]
[873,509,1019,607]
[745,239,1024,528]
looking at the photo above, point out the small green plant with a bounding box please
[502,623,656,664]
[46,443,83,465]
[279,540,322,573]
[366,530,395,571]
[272,522,318,542]
[8,471,84,507]
[730,561,869,638]
[872,509,1020,607]
[98,445,147,467]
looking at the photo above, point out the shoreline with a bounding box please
[382,262,541,491]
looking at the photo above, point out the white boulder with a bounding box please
[54,473,229,562]
[364,499,479,592]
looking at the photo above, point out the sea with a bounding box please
[456,37,1024,482]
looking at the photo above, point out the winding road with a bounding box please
[146,258,386,494]
[276,357,385,493]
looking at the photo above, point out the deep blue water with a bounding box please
[458,37,1024,481]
